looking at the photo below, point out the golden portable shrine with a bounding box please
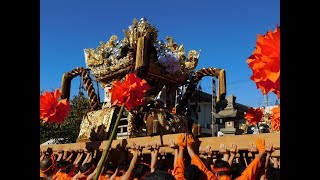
[40,18,280,158]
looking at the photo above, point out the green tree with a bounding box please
[40,93,90,144]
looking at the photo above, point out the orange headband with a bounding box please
[40,154,56,173]
[214,167,230,173]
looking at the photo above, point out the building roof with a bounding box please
[190,90,250,111]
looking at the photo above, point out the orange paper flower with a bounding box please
[247,26,280,98]
[245,107,264,125]
[270,105,280,131]
[109,72,150,111]
[40,89,71,124]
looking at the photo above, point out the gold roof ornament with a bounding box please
[84,17,200,87]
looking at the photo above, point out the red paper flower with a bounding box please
[270,105,280,131]
[247,26,280,98]
[245,107,264,125]
[109,72,150,111]
[40,89,71,124]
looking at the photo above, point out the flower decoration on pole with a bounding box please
[109,72,151,110]
[270,105,280,132]
[40,89,71,124]
[246,26,280,98]
[244,107,264,126]
[94,72,150,180]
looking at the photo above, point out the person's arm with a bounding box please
[86,171,95,180]
[82,152,91,165]
[265,143,274,169]
[40,150,46,162]
[109,168,118,180]
[243,152,248,167]
[63,149,69,160]
[148,141,159,173]
[169,139,179,167]
[219,144,229,162]
[186,134,214,180]
[74,151,84,166]
[72,171,81,180]
[73,150,81,165]
[56,150,64,162]
[88,149,110,180]
[120,143,141,180]
[248,142,259,159]
[237,138,266,180]
[228,143,238,166]
[172,134,186,180]
[204,145,214,171]
[258,142,276,180]
[87,152,93,164]
[66,150,74,162]
[86,167,98,180]
[259,143,274,180]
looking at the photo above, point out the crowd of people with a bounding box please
[40,133,280,180]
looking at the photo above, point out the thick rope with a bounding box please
[66,67,100,111]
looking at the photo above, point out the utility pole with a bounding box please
[263,93,270,123]
[264,93,269,112]
[211,77,216,137]
[264,93,269,106]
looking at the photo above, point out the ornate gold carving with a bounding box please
[84,17,200,86]
[164,36,200,72]
[84,48,103,67]
[77,107,116,142]
[105,35,118,48]
[127,112,134,136]
[185,50,200,71]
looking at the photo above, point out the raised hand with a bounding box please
[199,146,205,155]
[248,142,258,154]
[186,133,195,147]
[177,133,186,149]
[228,143,237,166]
[205,145,212,157]
[219,144,229,154]
[229,143,238,155]
[265,142,275,153]
[152,141,160,151]
[254,138,266,153]
[131,142,142,155]
[169,139,178,149]
[146,143,153,151]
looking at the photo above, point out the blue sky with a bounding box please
[40,0,280,108]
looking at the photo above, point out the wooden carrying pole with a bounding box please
[41,133,280,157]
